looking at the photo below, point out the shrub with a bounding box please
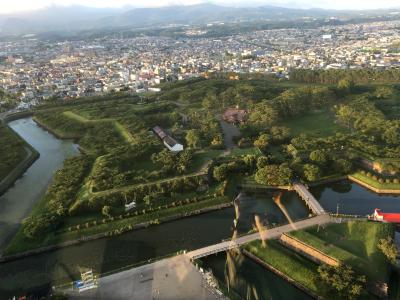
[372,175,378,181]
[366,172,372,177]
[379,178,384,183]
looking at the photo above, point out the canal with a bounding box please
[0,188,309,298]
[312,180,400,215]
[1,118,400,299]
[201,251,312,300]
[0,118,78,252]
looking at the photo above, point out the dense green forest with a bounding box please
[291,69,400,85]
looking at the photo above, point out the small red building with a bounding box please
[222,107,248,124]
[373,209,400,223]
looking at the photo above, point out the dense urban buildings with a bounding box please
[1,19,400,109]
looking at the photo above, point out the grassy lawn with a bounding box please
[244,240,334,298]
[230,147,262,157]
[63,111,136,145]
[351,172,400,190]
[0,124,27,182]
[288,221,394,282]
[5,195,231,255]
[280,111,346,138]
[187,149,225,173]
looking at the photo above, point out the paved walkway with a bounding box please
[64,215,333,299]
[66,255,222,300]
[219,120,240,150]
[293,183,326,215]
[187,214,332,260]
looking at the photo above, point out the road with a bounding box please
[64,214,333,299]
[66,255,223,300]
[219,120,240,150]
[187,214,332,260]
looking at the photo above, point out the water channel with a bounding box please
[0,118,78,251]
[1,118,399,299]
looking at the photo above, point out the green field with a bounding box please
[288,221,394,282]
[280,111,345,138]
[350,172,400,190]
[245,240,337,299]
[229,147,262,157]
[0,124,27,182]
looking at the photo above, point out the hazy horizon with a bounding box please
[1,0,400,15]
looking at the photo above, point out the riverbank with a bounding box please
[348,174,400,194]
[1,200,233,262]
[243,249,321,299]
[0,117,79,253]
[0,121,40,196]
[32,115,82,140]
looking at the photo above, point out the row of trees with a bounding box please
[241,86,338,136]
[70,174,209,214]
[23,156,93,239]
[291,69,400,85]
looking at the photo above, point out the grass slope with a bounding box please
[289,221,394,282]
[280,111,346,138]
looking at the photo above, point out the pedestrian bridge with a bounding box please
[186,214,332,260]
[292,183,326,215]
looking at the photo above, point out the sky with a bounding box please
[1,0,400,14]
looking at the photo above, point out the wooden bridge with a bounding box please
[186,214,332,260]
[292,183,326,215]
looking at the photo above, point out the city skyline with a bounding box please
[1,0,400,14]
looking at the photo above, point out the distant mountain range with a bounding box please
[0,3,399,36]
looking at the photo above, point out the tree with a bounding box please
[248,102,278,130]
[377,237,398,263]
[303,164,321,182]
[334,159,353,174]
[255,163,293,186]
[151,149,176,172]
[256,156,269,169]
[202,92,218,110]
[336,105,357,129]
[374,86,394,99]
[23,214,53,239]
[318,264,366,299]
[337,78,355,93]
[186,129,201,149]
[382,126,400,146]
[253,133,270,150]
[211,134,224,149]
[270,126,291,143]
[213,164,229,182]
[309,150,327,166]
[102,205,112,218]
[177,149,193,173]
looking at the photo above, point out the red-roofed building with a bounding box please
[153,126,184,152]
[222,107,248,124]
[373,209,400,223]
